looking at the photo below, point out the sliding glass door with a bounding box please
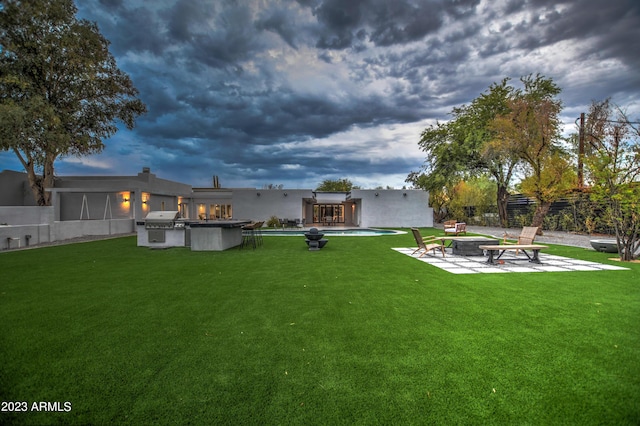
[313,204,344,224]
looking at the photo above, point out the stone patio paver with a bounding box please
[393,248,629,274]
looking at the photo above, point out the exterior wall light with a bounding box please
[257,192,261,197]
[403,193,407,197]
[375,192,379,197]
[283,192,288,196]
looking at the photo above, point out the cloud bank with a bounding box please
[1,0,638,189]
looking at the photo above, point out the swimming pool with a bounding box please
[260,228,405,236]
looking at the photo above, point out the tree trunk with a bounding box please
[42,153,56,206]
[615,230,639,261]
[530,201,551,232]
[496,184,510,228]
[23,154,56,206]
[621,240,634,262]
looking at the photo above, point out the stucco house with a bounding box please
[0,168,433,248]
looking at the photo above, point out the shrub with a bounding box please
[266,215,280,228]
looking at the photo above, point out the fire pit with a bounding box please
[305,228,328,251]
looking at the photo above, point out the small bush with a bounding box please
[266,215,280,228]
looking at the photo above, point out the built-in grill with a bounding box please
[143,211,181,243]
[144,211,180,229]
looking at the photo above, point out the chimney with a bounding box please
[142,167,151,173]
[213,175,220,188]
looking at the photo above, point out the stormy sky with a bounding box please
[1,0,639,189]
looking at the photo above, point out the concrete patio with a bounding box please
[392,247,629,274]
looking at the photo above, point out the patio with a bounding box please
[393,247,629,274]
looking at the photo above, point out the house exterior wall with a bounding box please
[231,189,313,223]
[59,192,133,220]
[190,189,233,220]
[351,189,433,228]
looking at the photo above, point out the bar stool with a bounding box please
[241,223,257,249]
[253,221,264,246]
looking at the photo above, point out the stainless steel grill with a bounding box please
[144,211,180,229]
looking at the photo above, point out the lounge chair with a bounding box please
[411,228,446,258]
[503,226,539,255]
[444,221,467,236]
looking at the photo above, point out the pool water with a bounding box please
[260,228,405,236]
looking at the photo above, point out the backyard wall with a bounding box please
[0,206,54,225]
[0,170,37,206]
[0,205,134,250]
[53,219,134,241]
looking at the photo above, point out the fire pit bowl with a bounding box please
[304,227,328,251]
[590,239,618,253]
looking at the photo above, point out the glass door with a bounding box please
[313,204,344,225]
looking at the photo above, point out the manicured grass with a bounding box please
[1,230,639,425]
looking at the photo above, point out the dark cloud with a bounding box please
[255,7,300,49]
[1,0,638,189]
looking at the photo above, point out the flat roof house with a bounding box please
[0,168,433,247]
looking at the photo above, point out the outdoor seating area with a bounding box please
[393,246,629,274]
[400,226,629,273]
[279,218,304,228]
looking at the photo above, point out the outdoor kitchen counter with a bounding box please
[188,220,251,251]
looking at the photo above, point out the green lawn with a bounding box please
[1,230,639,425]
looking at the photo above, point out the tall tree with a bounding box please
[583,99,640,261]
[0,0,146,205]
[408,79,519,226]
[489,74,573,229]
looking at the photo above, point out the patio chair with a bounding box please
[444,221,467,236]
[503,226,539,255]
[411,228,445,258]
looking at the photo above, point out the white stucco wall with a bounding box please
[350,189,433,228]
[232,189,314,223]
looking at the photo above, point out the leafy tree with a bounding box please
[409,172,453,223]
[489,74,573,229]
[0,0,146,205]
[408,79,519,226]
[583,99,640,261]
[316,178,356,191]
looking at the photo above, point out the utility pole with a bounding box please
[578,112,585,189]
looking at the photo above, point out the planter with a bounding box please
[590,239,618,253]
